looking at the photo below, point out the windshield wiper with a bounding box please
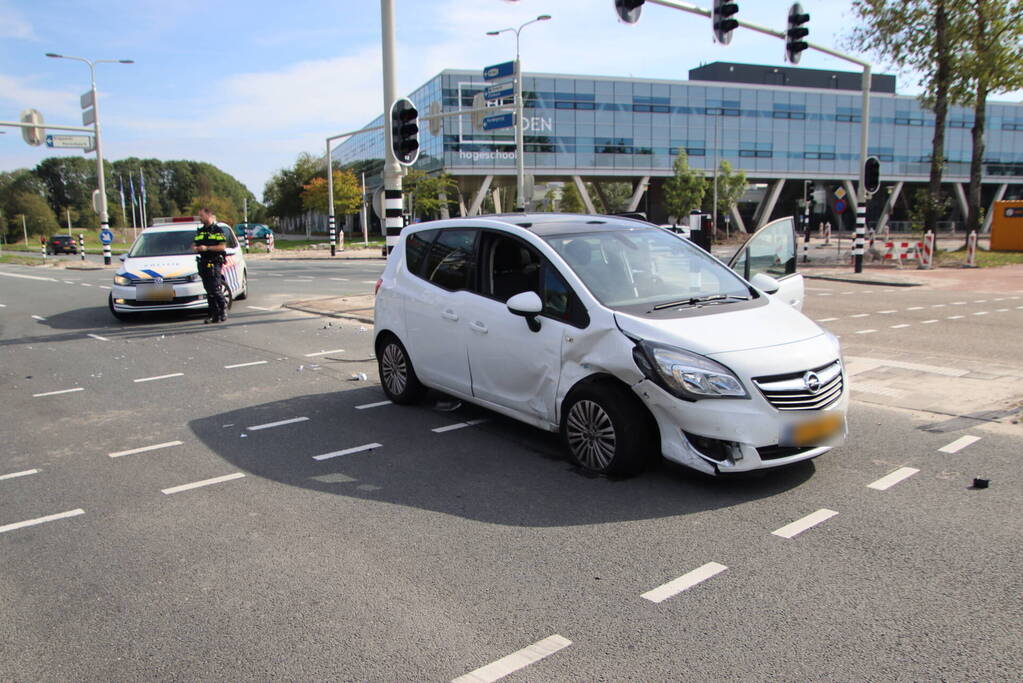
[652,294,749,311]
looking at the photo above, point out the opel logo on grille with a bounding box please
[154,276,164,284]
[803,371,822,393]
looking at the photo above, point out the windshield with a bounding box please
[127,230,197,258]
[546,227,750,309]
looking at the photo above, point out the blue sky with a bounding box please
[2,1,1017,200]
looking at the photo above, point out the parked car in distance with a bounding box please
[234,223,273,240]
[46,235,78,255]
[374,212,844,479]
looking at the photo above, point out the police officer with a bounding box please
[194,207,229,323]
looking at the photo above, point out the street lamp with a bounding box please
[46,53,133,262]
[487,14,551,212]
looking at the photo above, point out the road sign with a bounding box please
[484,81,514,101]
[45,134,93,149]
[834,199,847,214]
[80,90,95,110]
[834,186,846,200]
[482,112,515,131]
[82,108,96,127]
[428,101,442,136]
[99,228,114,245]
[483,61,515,81]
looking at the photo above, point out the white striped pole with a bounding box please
[267,232,274,253]
[327,138,336,257]
[240,230,248,251]
[79,233,85,261]
[384,189,403,254]
[802,196,811,263]
[853,202,866,273]
[328,214,336,257]
[102,241,111,265]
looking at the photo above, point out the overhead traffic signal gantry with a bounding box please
[712,0,739,44]
[390,97,420,166]
[785,3,810,64]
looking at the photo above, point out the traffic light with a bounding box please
[785,3,810,64]
[712,0,739,45]
[20,108,44,146]
[864,156,881,195]
[614,0,644,24]
[390,97,419,166]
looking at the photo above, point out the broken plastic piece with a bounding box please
[971,477,989,489]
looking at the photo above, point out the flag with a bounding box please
[118,176,126,225]
[138,170,148,227]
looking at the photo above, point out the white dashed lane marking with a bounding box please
[312,443,382,461]
[947,315,964,319]
[906,306,924,311]
[0,469,39,481]
[868,467,919,491]
[878,310,897,314]
[225,360,268,369]
[247,417,309,431]
[938,435,981,454]
[133,373,184,383]
[0,509,85,535]
[31,315,46,321]
[973,311,988,316]
[161,473,245,495]
[304,348,345,357]
[772,509,839,539]
[816,317,838,323]
[641,562,728,603]
[922,319,939,324]
[87,333,109,341]
[109,441,183,459]
[452,635,572,683]
[33,387,84,397]
[850,313,870,318]
[855,329,876,335]
[890,324,911,329]
[356,400,392,410]
[433,419,488,433]
[246,306,272,311]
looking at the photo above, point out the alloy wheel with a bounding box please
[381,343,408,396]
[565,399,617,471]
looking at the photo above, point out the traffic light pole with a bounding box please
[380,0,404,256]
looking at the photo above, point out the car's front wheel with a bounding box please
[377,334,425,404]
[561,381,654,476]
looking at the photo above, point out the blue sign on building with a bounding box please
[482,112,515,131]
[483,61,515,81]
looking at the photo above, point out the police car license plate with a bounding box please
[781,413,844,447]
[136,284,175,302]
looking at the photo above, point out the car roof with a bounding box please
[414,213,657,238]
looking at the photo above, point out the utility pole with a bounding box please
[381,0,403,255]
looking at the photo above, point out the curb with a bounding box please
[804,274,922,287]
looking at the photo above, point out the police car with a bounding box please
[108,217,248,320]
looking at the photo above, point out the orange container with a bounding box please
[990,200,1023,251]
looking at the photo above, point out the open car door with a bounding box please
[728,217,805,310]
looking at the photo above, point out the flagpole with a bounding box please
[118,175,127,240]
[139,169,148,228]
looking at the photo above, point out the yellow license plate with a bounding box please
[783,413,844,447]
[136,284,175,302]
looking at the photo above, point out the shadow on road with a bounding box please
[189,386,815,528]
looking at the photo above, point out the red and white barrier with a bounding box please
[267,232,275,253]
[965,230,977,268]
[919,230,935,269]
[882,240,924,267]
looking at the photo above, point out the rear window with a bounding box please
[422,229,477,291]
[404,229,436,276]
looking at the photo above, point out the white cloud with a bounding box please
[0,3,35,40]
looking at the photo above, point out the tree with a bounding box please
[264,152,322,220]
[663,151,707,223]
[705,160,747,234]
[950,0,1023,233]
[592,181,633,214]
[848,0,960,233]
[403,170,458,219]
[187,195,237,225]
[8,192,59,240]
[300,171,362,218]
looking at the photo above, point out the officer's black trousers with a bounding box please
[199,260,227,320]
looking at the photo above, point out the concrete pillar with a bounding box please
[467,175,494,216]
[954,183,969,222]
[492,187,502,214]
[876,181,903,235]
[572,175,597,214]
[627,176,650,212]
[438,190,450,220]
[755,179,785,230]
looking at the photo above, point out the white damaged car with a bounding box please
[374,213,846,476]
[109,220,248,321]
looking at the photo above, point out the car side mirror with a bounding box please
[506,291,543,332]
[751,272,781,295]
[119,254,126,262]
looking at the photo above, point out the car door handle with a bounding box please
[469,320,488,334]
[442,308,459,321]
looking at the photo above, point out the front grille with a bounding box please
[756,445,817,460]
[753,360,843,411]
[130,275,194,285]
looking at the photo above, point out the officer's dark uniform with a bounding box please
[194,223,229,322]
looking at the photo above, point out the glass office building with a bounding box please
[336,62,1023,229]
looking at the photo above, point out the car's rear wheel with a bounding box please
[221,281,233,311]
[235,270,248,300]
[377,334,425,404]
[561,381,654,476]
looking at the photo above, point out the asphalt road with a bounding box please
[1,259,1021,681]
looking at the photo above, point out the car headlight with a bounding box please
[633,341,749,400]
[113,274,132,286]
